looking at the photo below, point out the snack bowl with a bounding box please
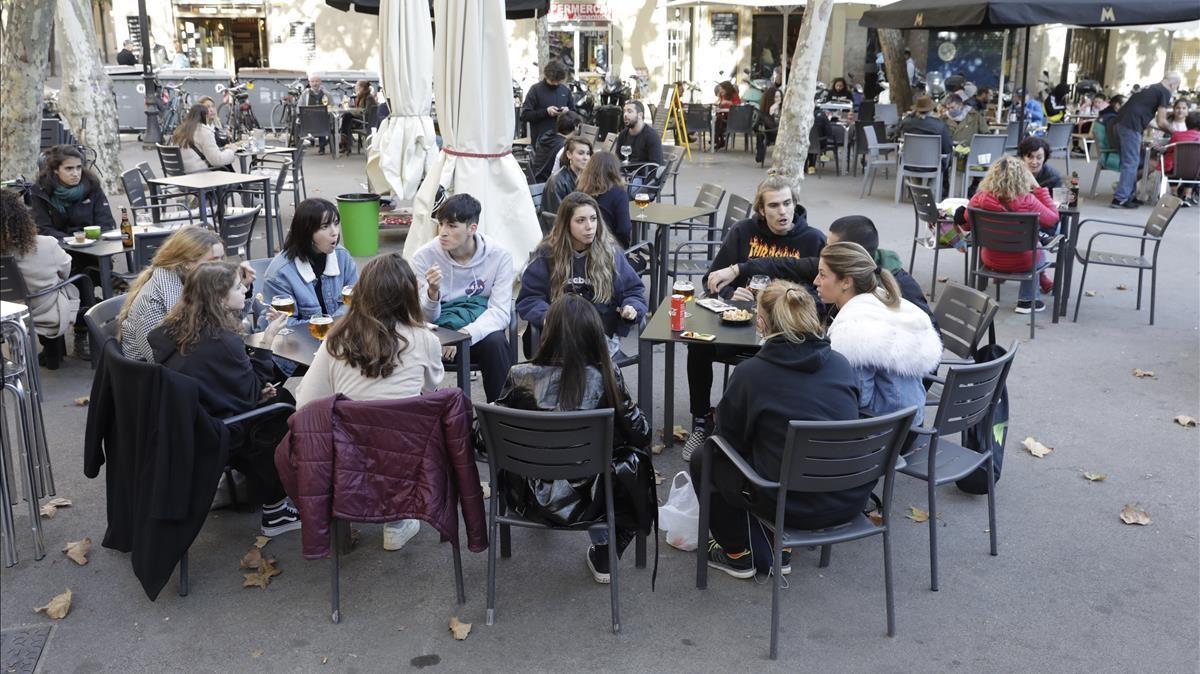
[720,308,754,325]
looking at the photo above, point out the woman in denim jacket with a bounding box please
[815,242,942,425]
[264,198,358,329]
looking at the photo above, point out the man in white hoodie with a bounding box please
[412,194,515,401]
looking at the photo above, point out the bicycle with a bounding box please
[270,77,305,144]
[217,80,262,140]
[156,76,194,138]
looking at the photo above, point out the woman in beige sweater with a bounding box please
[171,104,244,174]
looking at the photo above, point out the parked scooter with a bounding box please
[740,68,770,108]
[569,78,595,123]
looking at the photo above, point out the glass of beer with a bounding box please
[672,279,695,317]
[748,275,769,298]
[270,295,296,335]
[308,313,333,340]
[634,192,651,219]
[341,284,354,306]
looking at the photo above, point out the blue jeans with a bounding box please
[1019,249,1049,301]
[1113,125,1143,203]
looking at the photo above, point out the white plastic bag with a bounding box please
[658,471,700,551]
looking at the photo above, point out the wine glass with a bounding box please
[634,192,650,219]
[620,145,632,165]
[270,295,296,336]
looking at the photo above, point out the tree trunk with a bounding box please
[879,28,912,112]
[55,0,123,194]
[769,0,834,191]
[536,14,549,76]
[0,1,55,182]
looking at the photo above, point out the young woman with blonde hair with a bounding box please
[963,155,1060,313]
[148,262,298,536]
[816,242,942,425]
[517,191,646,356]
[692,280,863,578]
[295,252,442,551]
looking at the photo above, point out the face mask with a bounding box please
[948,107,967,122]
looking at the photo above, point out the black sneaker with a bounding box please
[681,412,713,461]
[1014,300,1046,314]
[706,539,755,579]
[779,548,792,576]
[73,333,91,362]
[586,545,611,584]
[261,499,302,537]
[1110,199,1138,209]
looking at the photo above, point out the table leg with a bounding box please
[663,341,675,449]
[637,338,654,442]
[261,177,275,256]
[99,256,114,299]
[457,342,471,399]
[656,224,670,308]
[1059,211,1079,319]
[198,190,210,227]
[331,113,340,160]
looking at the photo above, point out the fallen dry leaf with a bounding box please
[73,396,89,406]
[1116,283,1129,290]
[1082,471,1107,482]
[867,510,884,527]
[240,547,266,570]
[62,538,92,565]
[251,649,263,659]
[1022,436,1053,458]
[39,497,73,518]
[1084,290,1096,297]
[937,276,948,283]
[1132,368,1155,378]
[449,616,472,640]
[242,558,281,588]
[651,443,665,455]
[671,425,688,442]
[480,481,491,499]
[321,657,329,665]
[1119,504,1151,526]
[654,469,664,486]
[1173,415,1197,428]
[906,506,930,523]
[35,589,72,619]
[254,535,270,549]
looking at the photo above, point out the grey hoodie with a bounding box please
[411,233,515,345]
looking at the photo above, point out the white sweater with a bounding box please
[295,322,444,408]
[181,124,236,174]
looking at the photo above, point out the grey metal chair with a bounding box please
[529,182,545,213]
[658,146,686,204]
[1,255,94,371]
[298,106,334,155]
[1044,122,1074,176]
[1072,194,1182,326]
[859,125,898,198]
[1002,120,1022,154]
[931,282,999,364]
[120,168,195,226]
[723,105,757,152]
[875,103,899,135]
[670,182,725,235]
[155,144,187,178]
[668,189,742,282]
[956,134,1006,197]
[899,342,1019,592]
[218,205,263,258]
[578,123,600,146]
[475,404,622,632]
[966,208,1059,339]
[683,103,712,151]
[113,231,172,287]
[83,295,125,364]
[695,406,919,660]
[1158,141,1200,197]
[895,133,946,203]
[908,182,969,302]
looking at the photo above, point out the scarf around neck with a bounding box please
[49,181,88,214]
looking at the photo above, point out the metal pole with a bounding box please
[138,0,162,145]
[1018,26,1030,140]
[997,29,1008,124]
[1059,28,1073,87]
[781,8,791,86]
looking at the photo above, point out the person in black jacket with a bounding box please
[484,294,655,584]
[690,280,862,578]
[540,137,592,218]
[1017,136,1063,189]
[29,145,116,240]
[709,215,934,324]
[116,41,138,66]
[148,261,301,538]
[681,177,826,461]
[520,60,577,145]
[531,110,582,183]
[614,100,664,167]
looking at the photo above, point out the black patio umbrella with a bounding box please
[860,0,1200,136]
[326,0,549,20]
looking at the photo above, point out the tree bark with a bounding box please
[769,0,834,191]
[879,28,912,112]
[0,1,55,182]
[536,14,549,77]
[55,0,123,194]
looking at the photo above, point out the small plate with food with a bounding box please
[720,308,754,325]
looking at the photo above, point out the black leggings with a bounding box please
[686,343,757,418]
[229,389,294,506]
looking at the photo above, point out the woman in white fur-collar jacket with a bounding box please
[816,242,943,425]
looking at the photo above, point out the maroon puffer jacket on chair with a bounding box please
[274,388,488,559]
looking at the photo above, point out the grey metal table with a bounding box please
[637,295,760,447]
[148,170,277,255]
[628,202,719,307]
[245,322,475,398]
[60,239,126,299]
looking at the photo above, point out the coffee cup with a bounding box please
[84,226,101,240]
[73,231,86,243]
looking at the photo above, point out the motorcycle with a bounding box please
[599,71,630,108]
[740,67,770,108]
[568,78,595,123]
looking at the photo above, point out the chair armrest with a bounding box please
[1087,231,1158,244]
[129,202,195,219]
[1038,233,1064,251]
[707,435,778,490]
[26,273,93,301]
[222,402,295,426]
[1075,217,1144,231]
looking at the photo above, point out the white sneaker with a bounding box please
[382,519,420,551]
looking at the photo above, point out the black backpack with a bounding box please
[955,332,1009,494]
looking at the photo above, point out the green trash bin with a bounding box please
[337,193,381,257]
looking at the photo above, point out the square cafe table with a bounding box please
[637,295,760,447]
[628,202,719,307]
[147,171,276,254]
[59,238,127,298]
[244,322,475,398]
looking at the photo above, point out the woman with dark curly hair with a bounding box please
[0,188,90,366]
[28,145,115,240]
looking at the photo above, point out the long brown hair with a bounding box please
[116,226,222,338]
[540,191,617,305]
[160,262,242,354]
[324,252,424,379]
[0,189,38,256]
[576,150,624,196]
[533,294,621,411]
[36,145,100,195]
[171,104,209,150]
[820,241,902,309]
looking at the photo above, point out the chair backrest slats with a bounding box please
[155,144,186,178]
[933,344,1018,435]
[1143,194,1182,238]
[476,404,614,482]
[907,182,941,223]
[134,231,172,271]
[0,256,32,302]
[901,133,942,169]
[693,182,725,211]
[220,205,262,255]
[298,106,333,136]
[1170,143,1200,180]
[84,295,126,346]
[933,282,998,360]
[121,169,148,208]
[727,105,755,133]
[966,208,1040,254]
[778,408,917,494]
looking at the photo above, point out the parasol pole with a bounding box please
[1018,26,1030,140]
[997,29,1008,124]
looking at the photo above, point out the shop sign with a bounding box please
[548,2,610,22]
